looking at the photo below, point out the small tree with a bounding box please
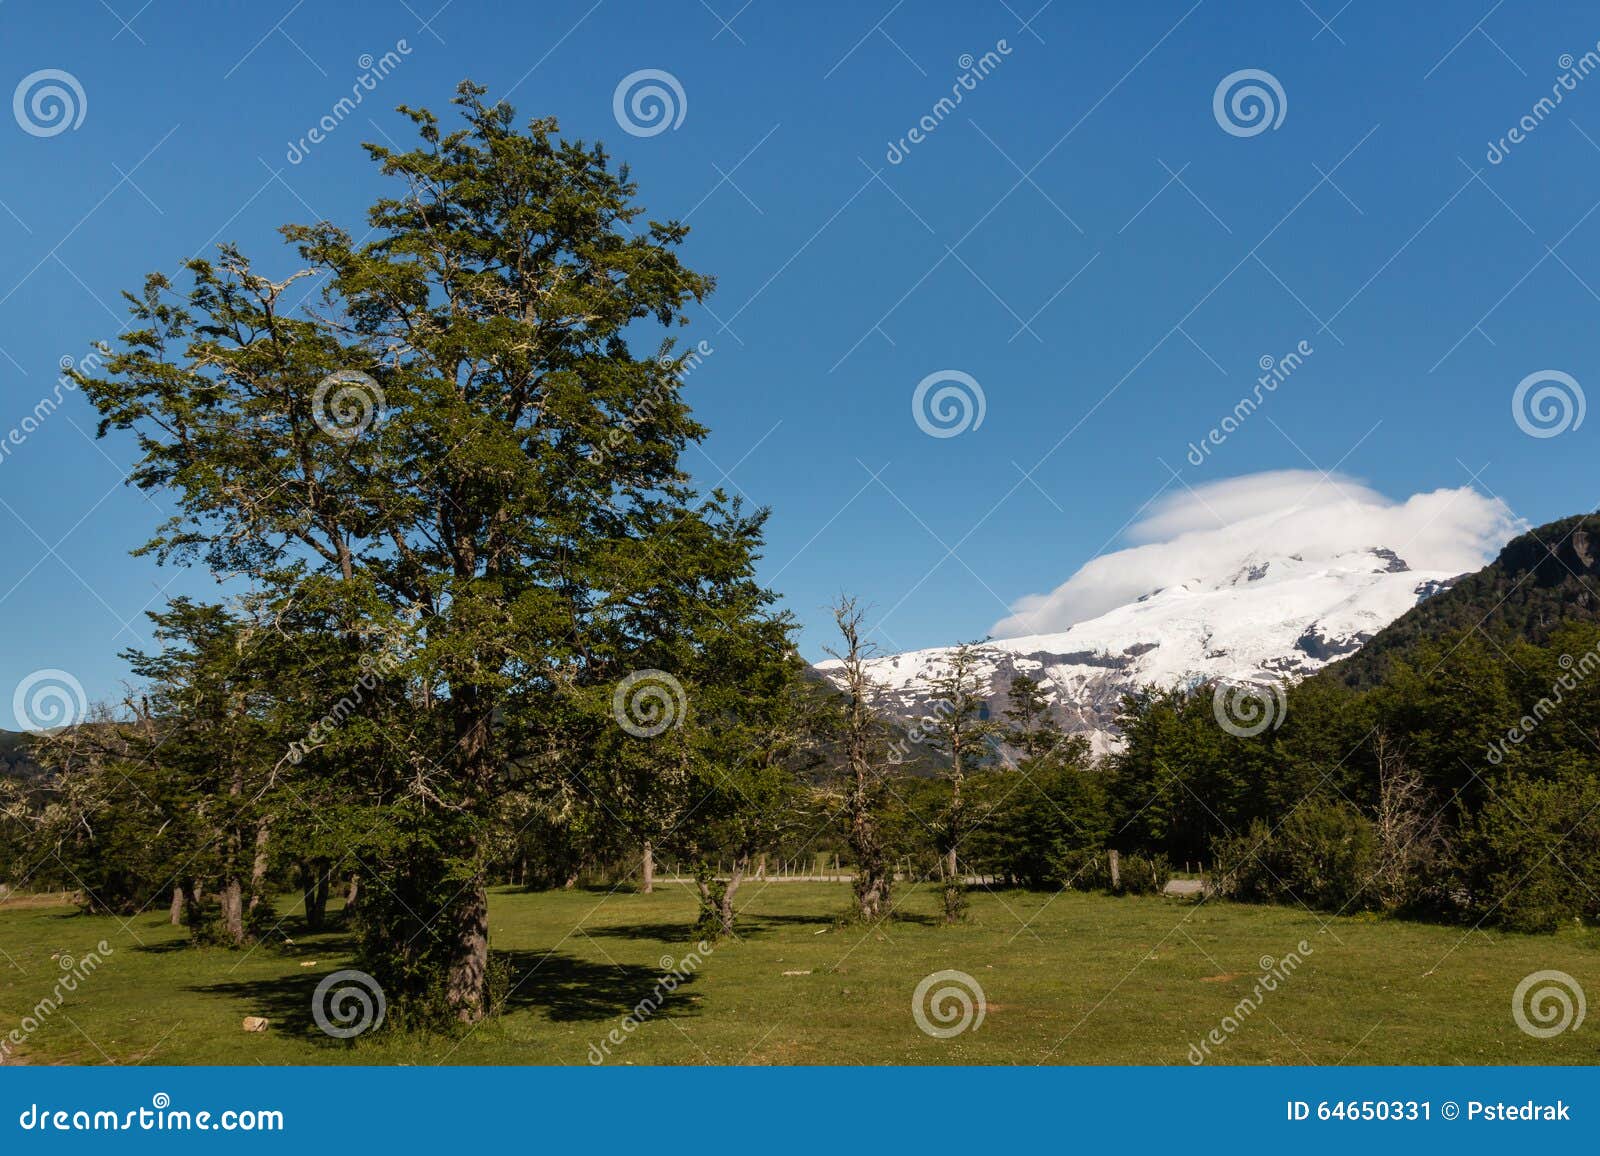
[919,642,998,921]
[825,597,893,923]
[1002,673,1060,762]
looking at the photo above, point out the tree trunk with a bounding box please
[246,818,271,915]
[442,876,489,1023]
[302,861,330,932]
[169,886,183,925]
[220,877,244,944]
[641,840,655,894]
[344,872,359,915]
[718,856,747,937]
[441,693,495,1023]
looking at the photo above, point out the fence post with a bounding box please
[1108,848,1121,890]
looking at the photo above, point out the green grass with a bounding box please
[1,883,1594,1065]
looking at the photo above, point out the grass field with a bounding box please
[1,883,1594,1065]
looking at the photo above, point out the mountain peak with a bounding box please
[818,543,1460,751]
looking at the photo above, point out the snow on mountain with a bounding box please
[815,545,1460,752]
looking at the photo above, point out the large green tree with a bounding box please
[77,83,742,1021]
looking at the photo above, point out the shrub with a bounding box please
[1048,847,1111,891]
[1458,774,1600,932]
[1211,799,1377,913]
[1112,853,1171,896]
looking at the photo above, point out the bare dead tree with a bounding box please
[825,597,892,923]
[1371,728,1441,911]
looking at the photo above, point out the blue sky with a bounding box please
[2,0,1598,723]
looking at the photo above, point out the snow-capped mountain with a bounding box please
[815,545,1460,752]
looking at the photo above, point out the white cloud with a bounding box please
[991,469,1520,639]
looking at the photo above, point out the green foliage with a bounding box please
[1111,853,1172,896]
[1211,800,1376,913]
[968,749,1107,888]
[70,82,779,1018]
[1458,774,1600,933]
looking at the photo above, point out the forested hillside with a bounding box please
[1327,513,1600,688]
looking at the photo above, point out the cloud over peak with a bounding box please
[990,469,1520,639]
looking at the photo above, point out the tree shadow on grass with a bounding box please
[584,907,840,945]
[755,911,848,927]
[188,971,330,1039]
[497,948,702,1023]
[135,928,358,958]
[582,920,701,943]
[189,949,701,1038]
